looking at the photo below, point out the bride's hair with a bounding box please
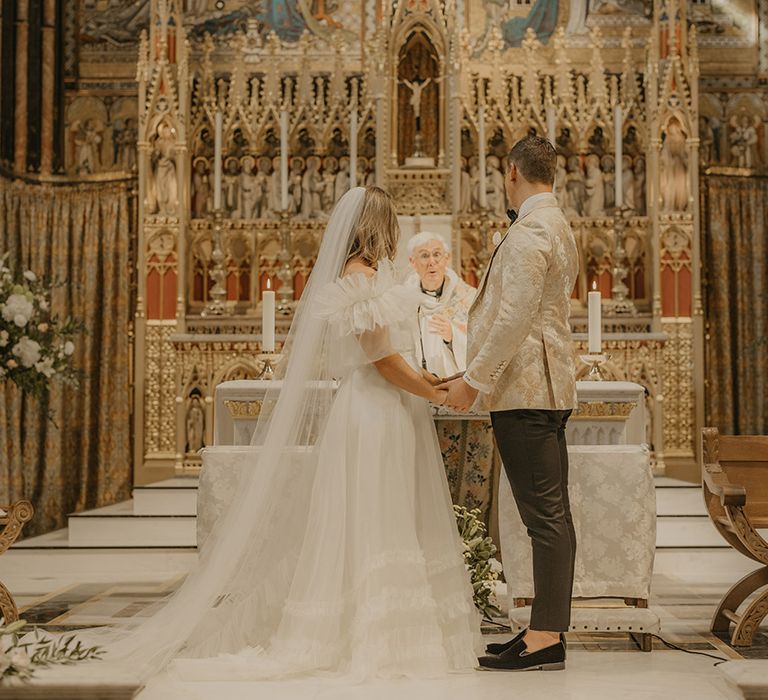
[344,186,399,266]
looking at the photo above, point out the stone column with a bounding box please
[39,0,55,175]
[13,0,28,173]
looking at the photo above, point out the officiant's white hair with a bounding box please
[407,231,450,256]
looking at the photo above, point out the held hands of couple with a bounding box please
[436,375,479,412]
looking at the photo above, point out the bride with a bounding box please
[55,186,480,684]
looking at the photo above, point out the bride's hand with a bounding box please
[421,368,442,386]
[432,389,449,406]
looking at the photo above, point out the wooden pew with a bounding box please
[701,428,768,647]
[0,500,34,624]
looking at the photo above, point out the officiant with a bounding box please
[407,232,475,377]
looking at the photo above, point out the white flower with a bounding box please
[37,323,49,333]
[2,294,34,327]
[23,270,36,282]
[9,648,30,671]
[35,357,55,378]
[64,341,75,356]
[0,330,8,347]
[0,650,10,674]
[489,558,503,575]
[12,337,41,367]
[39,300,49,311]
[492,230,502,246]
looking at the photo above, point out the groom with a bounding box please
[441,135,579,671]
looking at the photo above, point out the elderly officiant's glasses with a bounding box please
[416,250,447,262]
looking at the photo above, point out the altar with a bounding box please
[203,377,657,647]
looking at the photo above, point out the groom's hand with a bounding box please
[439,377,479,412]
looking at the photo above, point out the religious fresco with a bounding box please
[470,0,560,52]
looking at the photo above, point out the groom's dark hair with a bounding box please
[507,136,556,186]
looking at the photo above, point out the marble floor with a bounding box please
[9,567,767,699]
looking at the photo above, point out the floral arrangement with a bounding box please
[0,255,81,399]
[454,504,503,620]
[0,619,104,685]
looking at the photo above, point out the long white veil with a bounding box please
[73,187,370,679]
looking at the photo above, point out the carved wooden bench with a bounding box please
[701,428,768,647]
[0,500,34,624]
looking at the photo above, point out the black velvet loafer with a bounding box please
[485,631,567,656]
[478,640,566,672]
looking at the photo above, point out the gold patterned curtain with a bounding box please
[701,174,768,435]
[0,177,134,537]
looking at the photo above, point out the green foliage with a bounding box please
[454,504,503,620]
[0,619,104,685]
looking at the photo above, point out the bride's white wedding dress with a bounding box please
[38,188,479,686]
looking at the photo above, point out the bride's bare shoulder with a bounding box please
[342,258,376,279]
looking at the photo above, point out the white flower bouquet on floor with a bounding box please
[0,254,81,399]
[454,504,503,620]
[0,619,104,685]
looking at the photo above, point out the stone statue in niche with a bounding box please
[660,117,689,211]
[623,125,642,158]
[327,128,348,158]
[290,157,305,214]
[230,128,249,158]
[360,127,377,159]
[113,117,137,172]
[263,128,280,158]
[601,154,615,209]
[486,155,507,218]
[588,126,607,157]
[461,128,475,159]
[186,395,205,454]
[321,156,338,211]
[269,156,282,214]
[149,122,178,215]
[556,128,576,158]
[296,128,316,158]
[565,155,586,217]
[584,154,605,217]
[554,154,568,212]
[223,157,240,216]
[365,158,376,187]
[633,156,646,215]
[192,157,211,218]
[239,155,260,219]
[334,156,350,203]
[75,119,103,174]
[254,157,272,218]
[729,114,761,169]
[301,155,325,218]
[458,157,471,213]
[621,154,635,211]
[197,127,215,158]
[489,128,508,159]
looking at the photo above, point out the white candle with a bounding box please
[588,281,602,354]
[546,105,556,147]
[349,99,358,189]
[280,110,289,211]
[214,111,223,210]
[478,103,487,209]
[614,104,623,209]
[262,278,276,353]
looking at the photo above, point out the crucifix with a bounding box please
[401,77,432,158]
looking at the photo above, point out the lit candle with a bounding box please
[588,280,602,354]
[546,105,556,147]
[478,103,487,209]
[280,110,289,211]
[349,96,358,189]
[214,111,222,211]
[614,104,623,209]
[262,278,276,353]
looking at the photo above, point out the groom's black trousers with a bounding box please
[491,409,576,632]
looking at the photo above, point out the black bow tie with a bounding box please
[506,209,518,224]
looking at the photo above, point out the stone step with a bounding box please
[67,500,197,547]
[132,477,199,515]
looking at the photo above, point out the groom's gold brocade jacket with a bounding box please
[466,193,579,412]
